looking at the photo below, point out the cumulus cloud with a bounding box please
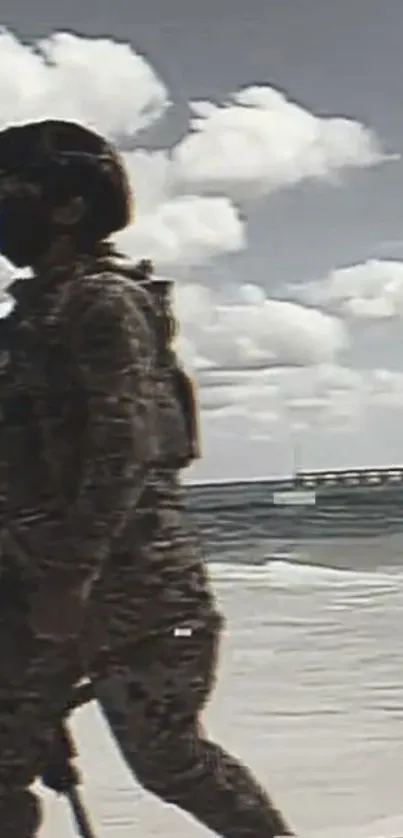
[173,86,391,201]
[0,29,169,136]
[0,29,392,274]
[289,259,403,321]
[174,282,346,372]
[196,361,403,434]
[244,364,365,428]
[0,29,245,272]
[0,25,400,463]
[117,195,245,267]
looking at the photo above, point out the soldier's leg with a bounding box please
[0,629,78,837]
[94,614,294,838]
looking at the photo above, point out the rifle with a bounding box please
[65,781,97,838]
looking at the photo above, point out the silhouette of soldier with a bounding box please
[44,260,295,837]
[0,118,158,836]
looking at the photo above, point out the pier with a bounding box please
[293,465,403,490]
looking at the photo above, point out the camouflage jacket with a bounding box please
[0,257,158,598]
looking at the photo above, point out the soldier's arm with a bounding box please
[29,277,157,639]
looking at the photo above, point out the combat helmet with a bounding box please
[0,119,133,240]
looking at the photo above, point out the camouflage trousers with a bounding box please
[74,611,293,838]
[0,608,78,837]
[47,468,295,838]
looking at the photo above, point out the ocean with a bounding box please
[39,482,403,838]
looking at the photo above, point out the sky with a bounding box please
[1,1,403,480]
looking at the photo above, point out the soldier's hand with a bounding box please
[42,724,81,794]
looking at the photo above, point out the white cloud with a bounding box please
[198,385,249,413]
[123,151,175,216]
[0,29,169,136]
[173,86,390,201]
[196,362,403,438]
[246,364,366,428]
[0,29,244,272]
[0,30,391,273]
[1,25,401,473]
[175,282,347,373]
[116,195,245,267]
[117,151,245,267]
[290,259,403,321]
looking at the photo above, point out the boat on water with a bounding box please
[185,465,403,564]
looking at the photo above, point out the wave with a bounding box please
[209,558,403,590]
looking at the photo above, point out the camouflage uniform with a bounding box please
[0,121,157,836]
[90,475,294,838]
[51,268,295,838]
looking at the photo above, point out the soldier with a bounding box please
[0,119,158,836]
[45,261,295,837]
